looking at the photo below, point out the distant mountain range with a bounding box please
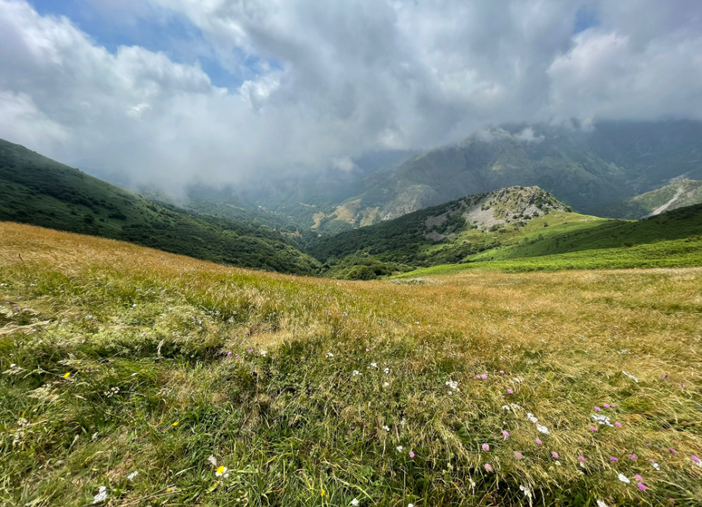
[599,178,702,219]
[206,120,701,234]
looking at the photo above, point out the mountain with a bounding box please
[598,178,702,219]
[295,120,702,231]
[312,185,702,279]
[0,138,319,275]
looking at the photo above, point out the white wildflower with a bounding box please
[592,414,613,427]
[93,486,108,504]
[621,371,639,383]
[216,466,229,478]
[651,462,660,471]
[351,499,359,506]
[260,351,267,357]
[617,473,630,484]
[352,370,361,376]
[536,424,550,435]
[384,367,390,374]
[326,352,334,358]
[510,403,521,411]
[10,364,16,368]
[597,501,609,507]
[397,446,403,452]
[383,382,390,387]
[127,471,138,481]
[370,362,378,368]
[512,377,522,383]
[445,380,459,392]
[527,413,538,423]
[519,485,533,506]
[382,425,390,432]
[502,405,511,411]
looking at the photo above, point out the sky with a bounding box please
[0,0,701,189]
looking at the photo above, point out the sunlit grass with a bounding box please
[1,222,701,506]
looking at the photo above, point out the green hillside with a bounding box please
[0,139,319,275]
[313,184,702,279]
[398,204,702,277]
[599,179,702,219]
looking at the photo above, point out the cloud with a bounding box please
[0,0,700,189]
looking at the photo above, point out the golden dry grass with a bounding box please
[1,221,701,506]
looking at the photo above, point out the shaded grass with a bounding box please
[1,222,701,506]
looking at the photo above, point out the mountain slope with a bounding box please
[598,179,702,219]
[0,138,319,275]
[305,120,702,230]
[312,184,702,279]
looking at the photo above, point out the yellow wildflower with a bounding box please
[172,421,179,427]
[63,372,71,378]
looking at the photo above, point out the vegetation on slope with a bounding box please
[1,223,701,506]
[0,138,319,275]
[599,179,702,219]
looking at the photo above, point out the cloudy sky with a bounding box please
[0,0,701,188]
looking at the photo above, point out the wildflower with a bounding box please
[502,430,510,440]
[507,388,514,394]
[408,504,414,507]
[172,421,179,427]
[352,370,361,376]
[260,350,267,357]
[484,463,493,472]
[629,454,637,461]
[651,461,660,470]
[603,403,610,408]
[615,422,622,427]
[93,486,108,504]
[610,457,618,462]
[513,377,522,383]
[618,473,630,484]
[383,382,390,387]
[500,370,505,374]
[637,483,646,491]
[514,451,523,459]
[669,448,677,455]
[578,455,586,463]
[216,466,229,478]
[589,426,597,432]
[594,406,601,412]
[502,405,510,411]
[384,367,390,374]
[63,372,71,379]
[526,412,538,423]
[365,348,369,352]
[382,425,390,431]
[537,424,549,435]
[519,484,532,501]
[127,471,138,481]
[634,474,642,481]
[535,438,543,446]
[669,499,675,504]
[551,451,559,459]
[167,488,173,493]
[409,451,415,458]
[480,374,488,380]
[321,489,326,497]
[227,351,232,357]
[692,455,701,467]
[370,362,378,368]
[326,352,334,358]
[351,499,359,506]
[482,443,490,452]
[597,501,609,507]
[397,446,403,452]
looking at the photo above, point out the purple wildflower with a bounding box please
[610,457,618,462]
[615,422,622,427]
[637,483,647,491]
[629,454,637,461]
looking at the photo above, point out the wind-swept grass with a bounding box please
[1,222,701,506]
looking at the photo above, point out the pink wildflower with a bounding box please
[507,388,514,394]
[610,457,618,462]
[499,370,505,375]
[578,455,586,463]
[603,403,610,408]
[629,454,638,461]
[691,455,700,464]
[535,438,543,446]
[409,451,415,458]
[594,406,601,412]
[634,474,642,481]
[480,374,488,380]
[502,431,510,440]
[484,463,493,472]
[514,451,523,459]
[589,426,597,432]
[637,483,647,491]
[551,451,559,459]
[227,351,232,357]
[615,422,622,427]
[482,443,490,452]
[669,448,677,455]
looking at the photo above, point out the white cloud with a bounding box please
[0,0,700,188]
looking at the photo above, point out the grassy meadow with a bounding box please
[1,221,701,506]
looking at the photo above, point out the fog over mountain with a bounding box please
[1,0,701,190]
